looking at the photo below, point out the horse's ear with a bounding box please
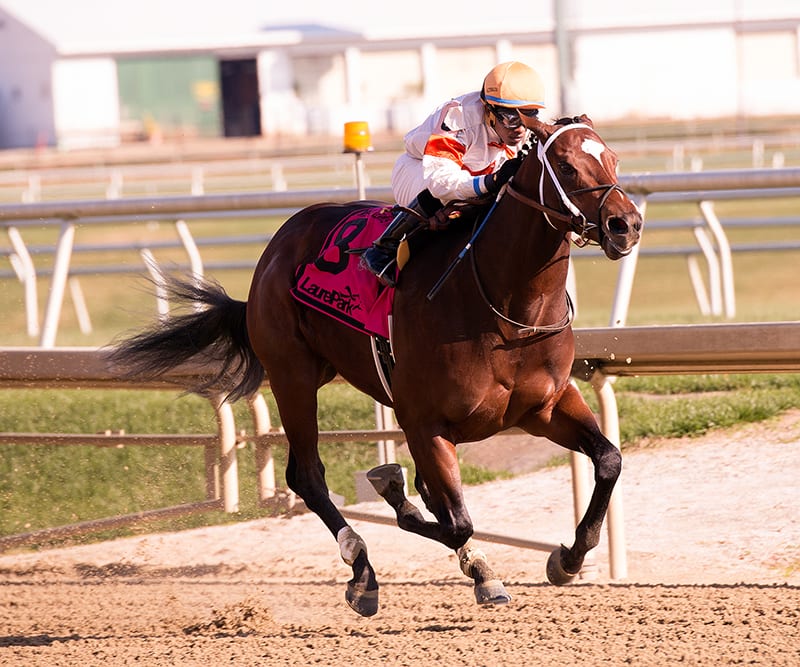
[577,114,593,128]
[521,115,553,143]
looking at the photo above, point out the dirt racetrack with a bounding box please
[2,412,799,666]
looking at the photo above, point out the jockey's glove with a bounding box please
[484,156,523,194]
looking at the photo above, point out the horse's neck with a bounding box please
[472,190,570,324]
[492,152,570,279]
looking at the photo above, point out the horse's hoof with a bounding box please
[366,463,404,497]
[474,578,511,606]
[546,546,579,586]
[345,583,379,617]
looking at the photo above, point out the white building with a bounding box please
[0,0,798,149]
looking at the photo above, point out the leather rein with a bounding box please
[506,182,623,247]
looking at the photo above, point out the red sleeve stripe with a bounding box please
[424,135,466,163]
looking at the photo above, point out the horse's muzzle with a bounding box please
[601,211,643,260]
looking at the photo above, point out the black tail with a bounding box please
[107,272,264,402]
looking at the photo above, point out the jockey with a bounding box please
[361,61,546,286]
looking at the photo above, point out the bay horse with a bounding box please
[109,114,643,617]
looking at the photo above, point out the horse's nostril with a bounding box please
[607,216,628,235]
[606,214,642,237]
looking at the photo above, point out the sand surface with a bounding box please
[1,411,799,665]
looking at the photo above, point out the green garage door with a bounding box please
[117,56,222,139]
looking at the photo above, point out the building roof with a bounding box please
[1,0,798,57]
[0,0,547,56]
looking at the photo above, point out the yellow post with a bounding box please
[343,121,373,200]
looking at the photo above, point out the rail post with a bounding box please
[40,220,75,348]
[211,393,239,513]
[608,195,646,327]
[7,226,39,337]
[249,392,277,503]
[590,371,628,580]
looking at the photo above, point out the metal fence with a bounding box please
[2,167,800,577]
[5,322,800,578]
[2,166,800,346]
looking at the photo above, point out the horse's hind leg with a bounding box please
[368,435,510,605]
[532,383,622,584]
[267,364,379,617]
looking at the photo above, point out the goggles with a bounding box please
[490,105,539,129]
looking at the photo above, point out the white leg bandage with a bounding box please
[457,539,487,577]
[337,526,367,566]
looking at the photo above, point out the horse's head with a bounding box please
[515,114,643,260]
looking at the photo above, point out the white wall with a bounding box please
[258,50,306,137]
[0,7,56,149]
[51,58,121,149]
[737,30,800,116]
[4,1,798,147]
[263,21,799,139]
[573,29,740,120]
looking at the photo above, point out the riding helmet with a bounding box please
[481,61,546,110]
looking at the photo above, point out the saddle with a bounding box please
[289,197,492,396]
[290,196,492,336]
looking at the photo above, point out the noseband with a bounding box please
[506,123,625,247]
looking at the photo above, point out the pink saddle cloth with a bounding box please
[290,206,396,338]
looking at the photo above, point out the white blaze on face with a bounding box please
[581,138,606,166]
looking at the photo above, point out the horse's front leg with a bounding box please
[367,434,511,605]
[531,382,622,584]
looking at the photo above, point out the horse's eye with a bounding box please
[558,161,575,176]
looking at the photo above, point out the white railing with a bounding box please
[0,347,405,550]
[2,165,799,581]
[4,321,800,578]
[2,167,800,346]
[591,168,800,327]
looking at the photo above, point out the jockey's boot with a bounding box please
[360,202,424,287]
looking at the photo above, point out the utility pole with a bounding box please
[553,0,573,115]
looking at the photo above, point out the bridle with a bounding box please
[432,122,627,336]
[506,122,626,248]
[467,122,625,337]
